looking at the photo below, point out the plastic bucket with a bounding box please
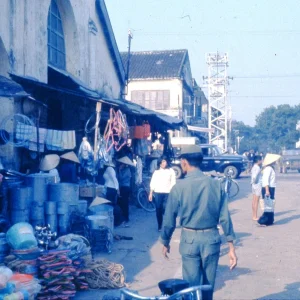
[6,223,37,250]
[0,233,10,263]
[85,215,111,230]
[58,214,69,234]
[48,183,79,203]
[30,202,44,220]
[90,204,114,229]
[89,204,113,217]
[69,204,78,215]
[45,214,57,233]
[11,209,30,224]
[78,200,88,215]
[25,173,55,203]
[56,201,69,215]
[44,201,57,215]
[10,187,32,210]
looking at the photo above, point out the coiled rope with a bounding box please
[85,259,126,289]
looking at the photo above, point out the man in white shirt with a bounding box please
[251,155,262,220]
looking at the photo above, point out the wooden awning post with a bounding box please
[93,101,102,198]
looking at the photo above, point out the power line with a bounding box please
[136,30,300,36]
[229,96,300,98]
[233,74,300,79]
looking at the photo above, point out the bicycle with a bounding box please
[136,181,156,212]
[219,168,239,199]
[120,278,212,299]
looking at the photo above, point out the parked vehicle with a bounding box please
[279,149,300,173]
[171,144,248,179]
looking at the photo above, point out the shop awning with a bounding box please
[0,75,29,98]
[10,72,183,131]
[187,125,214,133]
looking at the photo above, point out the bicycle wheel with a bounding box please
[137,188,156,212]
[228,180,239,199]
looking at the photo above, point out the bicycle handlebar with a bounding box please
[120,285,212,300]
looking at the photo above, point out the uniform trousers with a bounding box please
[179,228,221,300]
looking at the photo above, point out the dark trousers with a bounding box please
[180,229,221,300]
[154,193,169,229]
[258,187,275,226]
[119,186,130,222]
[106,187,117,205]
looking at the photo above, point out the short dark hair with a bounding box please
[254,155,262,163]
[180,152,203,167]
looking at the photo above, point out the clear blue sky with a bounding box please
[106,0,300,126]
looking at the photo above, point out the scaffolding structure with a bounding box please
[205,52,230,152]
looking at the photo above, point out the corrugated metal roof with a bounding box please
[0,75,29,98]
[121,49,187,80]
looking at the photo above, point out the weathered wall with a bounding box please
[125,79,183,118]
[0,0,122,96]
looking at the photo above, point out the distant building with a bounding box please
[121,50,208,140]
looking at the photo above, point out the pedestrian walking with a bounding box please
[149,156,176,232]
[258,153,281,226]
[251,155,263,220]
[117,156,135,227]
[160,146,237,300]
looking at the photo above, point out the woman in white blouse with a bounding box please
[103,161,119,205]
[149,156,176,231]
[258,154,281,226]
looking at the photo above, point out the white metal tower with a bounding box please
[205,52,229,152]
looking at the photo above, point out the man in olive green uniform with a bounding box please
[160,146,237,300]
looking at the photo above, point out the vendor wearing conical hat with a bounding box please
[117,156,135,226]
[257,153,281,226]
[59,151,80,183]
[39,154,61,183]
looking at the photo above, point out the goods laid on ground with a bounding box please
[85,260,126,289]
[0,224,127,300]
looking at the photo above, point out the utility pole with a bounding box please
[124,29,133,96]
[203,52,232,152]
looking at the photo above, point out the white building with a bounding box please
[121,50,208,140]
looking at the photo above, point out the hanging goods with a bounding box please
[103,109,129,152]
[0,114,35,147]
[78,137,94,174]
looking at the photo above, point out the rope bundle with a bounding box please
[85,259,126,289]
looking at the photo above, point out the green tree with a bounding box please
[255,104,300,153]
[232,104,300,154]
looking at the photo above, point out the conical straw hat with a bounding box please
[61,151,80,164]
[117,156,135,167]
[89,196,111,208]
[263,153,281,167]
[39,154,60,171]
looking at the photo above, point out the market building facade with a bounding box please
[0,0,125,169]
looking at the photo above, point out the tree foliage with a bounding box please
[231,104,300,154]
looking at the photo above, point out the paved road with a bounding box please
[76,172,300,299]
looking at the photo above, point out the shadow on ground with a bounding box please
[215,264,253,292]
[275,214,300,225]
[258,282,300,300]
[220,231,251,258]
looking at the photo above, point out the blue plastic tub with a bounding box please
[6,223,37,250]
